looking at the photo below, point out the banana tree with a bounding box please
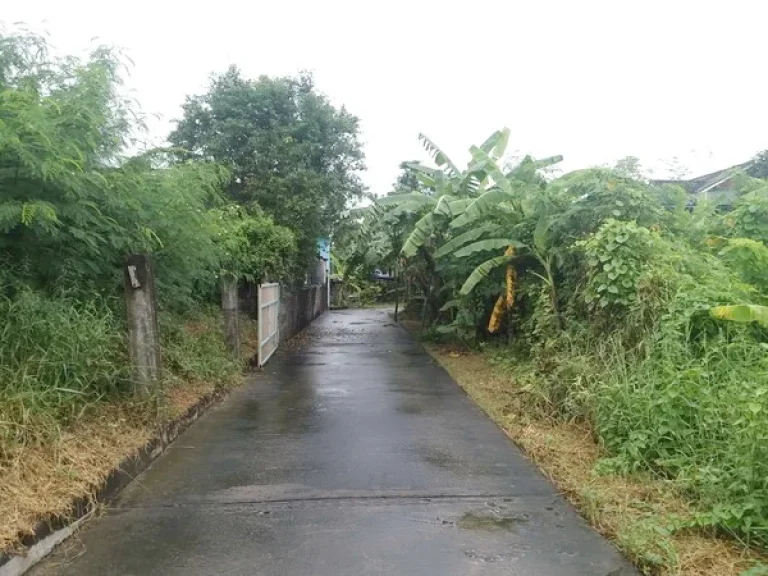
[435,154,564,333]
[374,129,513,323]
[376,128,564,332]
[378,129,512,254]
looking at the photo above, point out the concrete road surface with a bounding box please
[32,308,636,575]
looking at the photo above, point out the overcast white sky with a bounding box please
[4,1,768,193]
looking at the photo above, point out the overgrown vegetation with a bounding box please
[5,17,767,573]
[427,344,766,575]
[0,25,360,551]
[0,29,279,452]
[349,130,768,570]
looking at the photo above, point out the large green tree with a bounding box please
[169,68,365,261]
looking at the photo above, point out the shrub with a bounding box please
[578,219,655,312]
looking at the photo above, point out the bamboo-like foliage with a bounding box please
[0,30,298,303]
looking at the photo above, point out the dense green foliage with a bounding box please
[358,131,768,553]
[0,289,243,458]
[5,19,768,565]
[0,30,297,452]
[329,163,430,308]
[170,68,365,265]
[0,31,297,302]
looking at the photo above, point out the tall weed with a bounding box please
[594,329,768,545]
[495,306,768,547]
[0,293,245,458]
[0,291,130,451]
[160,307,242,388]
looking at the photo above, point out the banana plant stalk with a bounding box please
[488,246,516,333]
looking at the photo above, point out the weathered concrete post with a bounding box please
[221,276,240,358]
[123,254,161,395]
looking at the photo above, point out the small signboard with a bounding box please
[317,238,330,261]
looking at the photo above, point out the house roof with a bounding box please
[651,161,753,195]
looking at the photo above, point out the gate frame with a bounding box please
[257,282,280,367]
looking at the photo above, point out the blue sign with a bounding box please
[317,238,330,261]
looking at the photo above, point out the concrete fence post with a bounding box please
[221,276,240,358]
[123,254,161,395]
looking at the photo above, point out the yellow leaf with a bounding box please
[504,245,516,310]
[506,264,517,309]
[488,294,505,333]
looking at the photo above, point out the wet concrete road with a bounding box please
[33,309,636,575]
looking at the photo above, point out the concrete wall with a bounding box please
[309,257,327,286]
[279,283,327,341]
[238,281,328,343]
[238,282,257,318]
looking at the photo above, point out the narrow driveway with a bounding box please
[34,309,635,575]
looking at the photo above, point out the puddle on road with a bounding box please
[457,512,529,532]
[316,387,350,397]
[396,398,424,414]
[463,549,521,563]
[414,446,463,471]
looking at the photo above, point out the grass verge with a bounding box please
[416,335,767,576]
[0,310,259,557]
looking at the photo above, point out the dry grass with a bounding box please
[0,403,151,554]
[0,317,255,557]
[427,345,766,576]
[0,378,233,556]
[240,311,261,362]
[164,380,217,419]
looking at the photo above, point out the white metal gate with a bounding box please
[258,283,280,367]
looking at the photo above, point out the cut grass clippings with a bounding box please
[0,401,153,555]
[0,379,239,557]
[423,343,767,576]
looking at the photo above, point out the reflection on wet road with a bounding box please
[32,309,636,575]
